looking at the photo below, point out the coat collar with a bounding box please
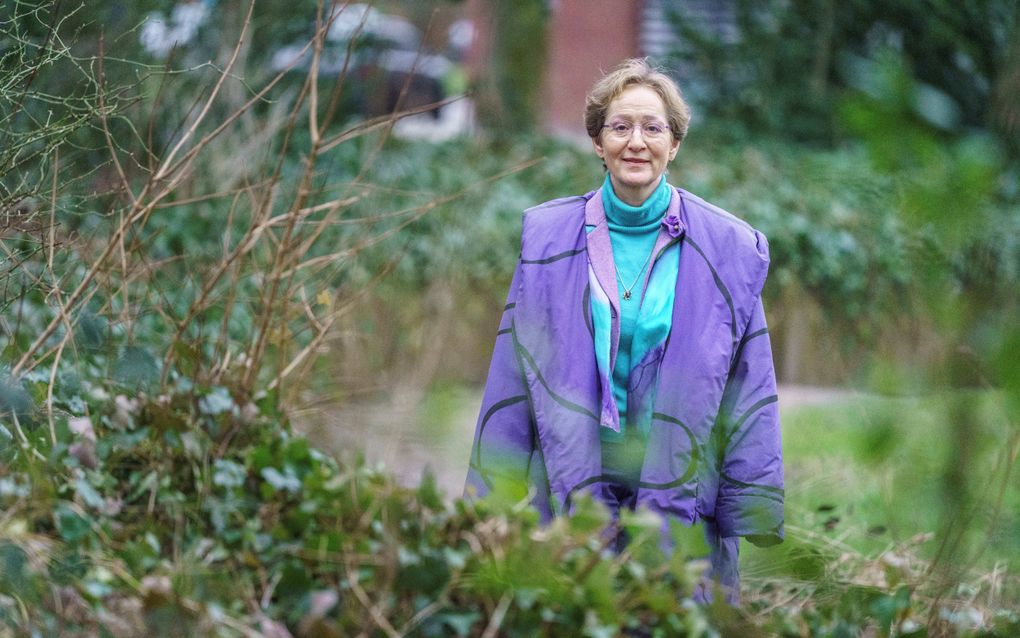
[583,184,686,369]
[583,189,619,313]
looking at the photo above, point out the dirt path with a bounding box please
[296,384,855,497]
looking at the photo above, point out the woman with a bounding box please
[465,59,783,601]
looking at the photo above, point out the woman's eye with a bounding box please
[612,123,631,133]
[645,124,665,135]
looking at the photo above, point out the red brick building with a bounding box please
[542,1,644,139]
[465,0,734,139]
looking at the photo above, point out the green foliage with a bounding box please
[737,388,1020,637]
[1,1,103,313]
[5,380,1018,636]
[6,363,1020,637]
[679,136,910,329]
[474,0,549,136]
[3,2,1020,636]
[309,126,1019,387]
[665,0,1020,149]
[0,382,715,636]
[336,135,600,287]
[775,392,1020,563]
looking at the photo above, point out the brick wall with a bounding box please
[465,0,643,139]
[544,0,642,139]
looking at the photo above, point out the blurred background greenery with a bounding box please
[2,0,1019,635]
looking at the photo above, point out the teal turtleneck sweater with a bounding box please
[602,173,670,443]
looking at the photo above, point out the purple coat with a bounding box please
[465,185,783,595]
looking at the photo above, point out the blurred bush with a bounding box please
[4,377,1019,636]
[9,0,1015,391]
[3,2,1020,635]
[471,0,548,137]
[665,0,1020,152]
[316,122,1020,388]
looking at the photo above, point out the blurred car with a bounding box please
[270,3,452,120]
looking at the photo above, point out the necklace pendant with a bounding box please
[623,290,631,300]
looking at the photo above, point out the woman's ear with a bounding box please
[668,139,680,161]
[592,137,605,159]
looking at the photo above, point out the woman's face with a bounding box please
[592,84,680,206]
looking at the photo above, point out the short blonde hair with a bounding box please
[584,58,691,143]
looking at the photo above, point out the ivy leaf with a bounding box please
[75,476,105,509]
[0,376,33,424]
[870,586,912,634]
[0,542,31,592]
[200,387,235,416]
[261,467,301,493]
[113,345,159,390]
[417,469,443,510]
[669,516,710,558]
[213,459,247,489]
[54,503,91,542]
[435,611,480,637]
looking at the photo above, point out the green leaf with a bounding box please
[113,345,159,390]
[436,611,480,636]
[261,467,301,493]
[213,459,247,489]
[199,387,235,416]
[668,516,710,558]
[0,376,34,424]
[869,586,912,634]
[566,493,609,535]
[515,587,543,610]
[0,542,31,592]
[417,469,443,510]
[442,546,467,570]
[54,503,92,543]
[75,476,105,509]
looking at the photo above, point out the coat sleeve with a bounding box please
[464,259,543,507]
[713,294,784,545]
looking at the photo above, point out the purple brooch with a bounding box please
[661,212,683,238]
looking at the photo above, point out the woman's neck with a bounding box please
[609,175,658,207]
[603,174,669,228]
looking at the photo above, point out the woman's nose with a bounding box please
[627,130,647,149]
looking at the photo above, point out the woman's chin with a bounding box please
[614,173,655,191]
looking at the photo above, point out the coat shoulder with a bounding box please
[677,188,769,265]
[519,193,590,259]
[522,194,589,230]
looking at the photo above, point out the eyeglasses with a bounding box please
[602,119,671,141]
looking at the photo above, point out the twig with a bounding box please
[150,178,273,208]
[9,63,247,377]
[97,33,138,207]
[290,157,543,273]
[43,143,66,446]
[153,2,254,181]
[10,411,46,462]
[319,96,463,154]
[481,593,512,638]
[267,250,401,393]
[260,570,282,611]
[307,0,326,145]
[399,601,446,635]
[344,557,401,638]
[318,0,362,132]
